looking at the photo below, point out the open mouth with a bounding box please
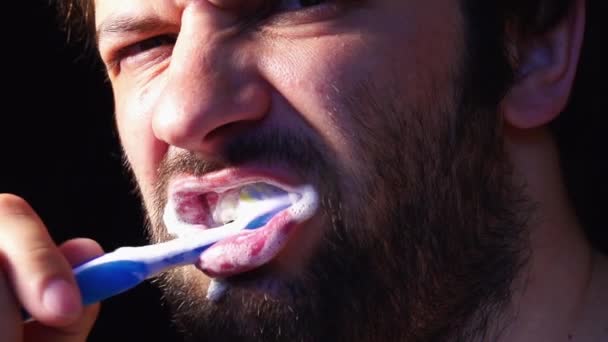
[162,176,319,281]
[164,182,303,236]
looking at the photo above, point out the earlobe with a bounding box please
[502,0,586,129]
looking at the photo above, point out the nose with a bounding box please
[152,1,270,156]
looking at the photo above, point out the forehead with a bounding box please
[94,0,460,28]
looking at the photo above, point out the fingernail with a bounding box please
[43,279,82,319]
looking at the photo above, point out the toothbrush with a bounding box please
[22,194,293,321]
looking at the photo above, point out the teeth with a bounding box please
[212,189,239,225]
[211,183,289,226]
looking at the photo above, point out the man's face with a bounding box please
[96,0,528,340]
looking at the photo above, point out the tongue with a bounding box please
[197,209,296,277]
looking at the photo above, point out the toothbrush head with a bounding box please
[237,184,296,229]
[238,183,287,202]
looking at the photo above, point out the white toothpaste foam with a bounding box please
[206,278,229,301]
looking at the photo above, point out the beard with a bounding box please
[140,53,532,341]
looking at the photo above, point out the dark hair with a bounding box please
[55,0,606,252]
[55,0,94,49]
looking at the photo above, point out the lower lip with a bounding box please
[196,208,299,278]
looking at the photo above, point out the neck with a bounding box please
[494,127,608,342]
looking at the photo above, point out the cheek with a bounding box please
[114,80,168,200]
[259,37,373,164]
[259,34,458,167]
[256,6,464,210]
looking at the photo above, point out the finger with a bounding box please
[22,238,105,342]
[24,303,100,342]
[0,194,82,326]
[59,238,105,266]
[0,227,105,341]
[0,264,23,342]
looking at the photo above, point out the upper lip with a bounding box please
[165,165,304,228]
[167,166,303,199]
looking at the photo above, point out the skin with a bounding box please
[0,0,606,341]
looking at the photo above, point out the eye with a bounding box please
[123,35,176,56]
[280,0,326,10]
[276,0,329,11]
[252,0,344,26]
[110,34,177,74]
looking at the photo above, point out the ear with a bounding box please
[502,0,586,129]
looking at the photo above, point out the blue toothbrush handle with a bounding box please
[74,259,149,306]
[68,209,274,302]
[22,235,222,321]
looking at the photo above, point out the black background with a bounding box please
[4,2,178,341]
[3,1,606,341]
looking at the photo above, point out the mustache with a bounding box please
[157,127,332,180]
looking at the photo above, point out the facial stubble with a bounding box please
[142,66,531,342]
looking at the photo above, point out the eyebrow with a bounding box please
[96,14,175,44]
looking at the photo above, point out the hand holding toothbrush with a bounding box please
[0,184,316,341]
[0,194,102,342]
